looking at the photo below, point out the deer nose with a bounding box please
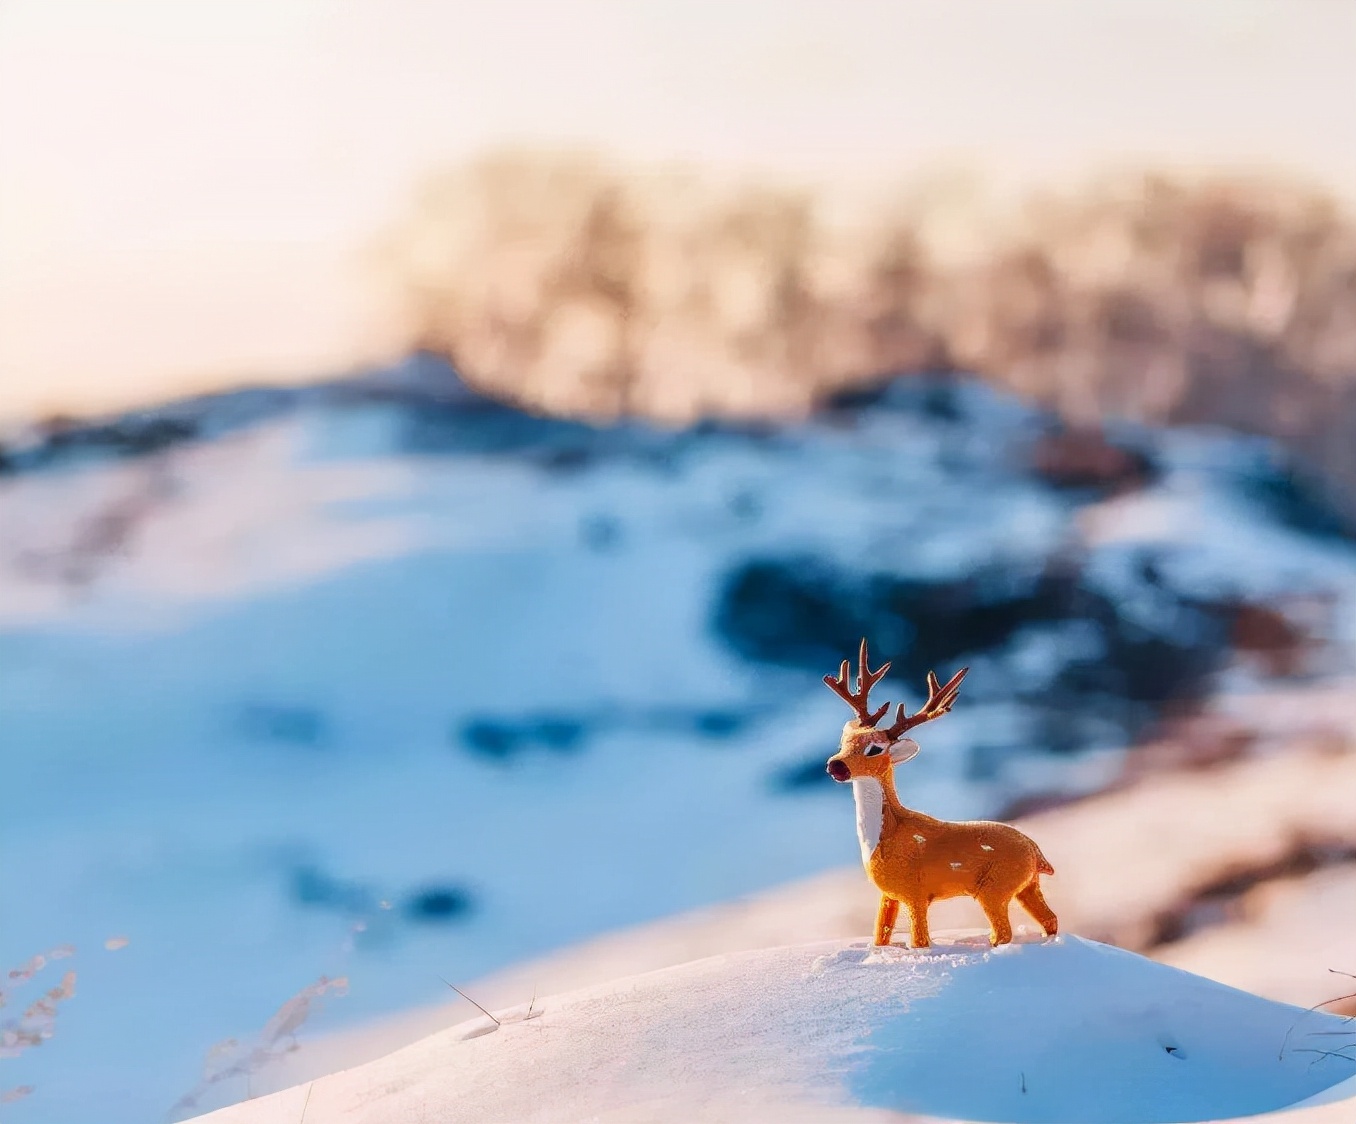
[826,759,850,782]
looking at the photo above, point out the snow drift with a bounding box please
[188,933,1356,1124]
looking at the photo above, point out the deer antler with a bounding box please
[823,638,892,727]
[882,667,969,739]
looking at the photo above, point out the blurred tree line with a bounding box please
[387,151,1356,505]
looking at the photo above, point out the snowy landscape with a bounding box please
[5,357,1356,1122]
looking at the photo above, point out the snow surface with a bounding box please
[186,934,1356,1124]
[253,740,1356,1099]
[7,371,1356,1121]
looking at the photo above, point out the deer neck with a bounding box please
[850,769,914,866]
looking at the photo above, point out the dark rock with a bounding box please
[458,714,589,761]
[1226,599,1321,677]
[457,703,758,763]
[726,490,763,523]
[713,557,872,670]
[1028,427,1156,494]
[404,885,475,923]
[398,403,597,460]
[1142,838,1356,948]
[769,755,836,793]
[690,710,749,738]
[239,704,329,747]
[538,444,596,472]
[36,413,201,461]
[820,372,965,421]
[625,705,758,741]
[1239,452,1355,541]
[459,719,516,758]
[580,514,622,552]
[1067,627,1226,709]
[687,417,783,443]
[716,556,1110,684]
[291,866,372,914]
[714,552,1236,746]
[343,351,491,407]
[9,386,308,473]
[532,717,588,750]
[821,381,898,413]
[994,790,1085,820]
[1121,715,1258,780]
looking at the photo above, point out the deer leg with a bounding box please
[905,899,931,948]
[979,894,1013,946]
[1016,881,1059,937]
[873,896,900,946]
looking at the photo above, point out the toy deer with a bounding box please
[824,639,1058,949]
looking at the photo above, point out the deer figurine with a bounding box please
[824,639,1058,949]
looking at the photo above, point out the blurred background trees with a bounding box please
[390,153,1356,507]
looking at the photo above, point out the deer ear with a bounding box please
[888,737,920,764]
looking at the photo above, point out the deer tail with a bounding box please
[1034,846,1055,876]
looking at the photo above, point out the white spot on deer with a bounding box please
[913,834,927,844]
[851,778,885,866]
[950,861,964,870]
[980,844,994,852]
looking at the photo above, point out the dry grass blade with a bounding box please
[438,978,500,1027]
[168,976,347,1119]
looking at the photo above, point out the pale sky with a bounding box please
[3,0,1355,421]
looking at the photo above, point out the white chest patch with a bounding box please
[851,778,885,866]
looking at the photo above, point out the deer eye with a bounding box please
[863,743,886,757]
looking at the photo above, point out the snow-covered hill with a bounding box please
[186,934,1356,1124]
[5,359,1356,1122]
[253,735,1356,1101]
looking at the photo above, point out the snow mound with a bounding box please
[189,934,1356,1124]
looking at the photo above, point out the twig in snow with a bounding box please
[299,1082,314,1124]
[1278,969,1356,1060]
[1293,1047,1356,1071]
[1318,970,1356,1018]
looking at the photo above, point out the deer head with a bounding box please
[823,638,967,783]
